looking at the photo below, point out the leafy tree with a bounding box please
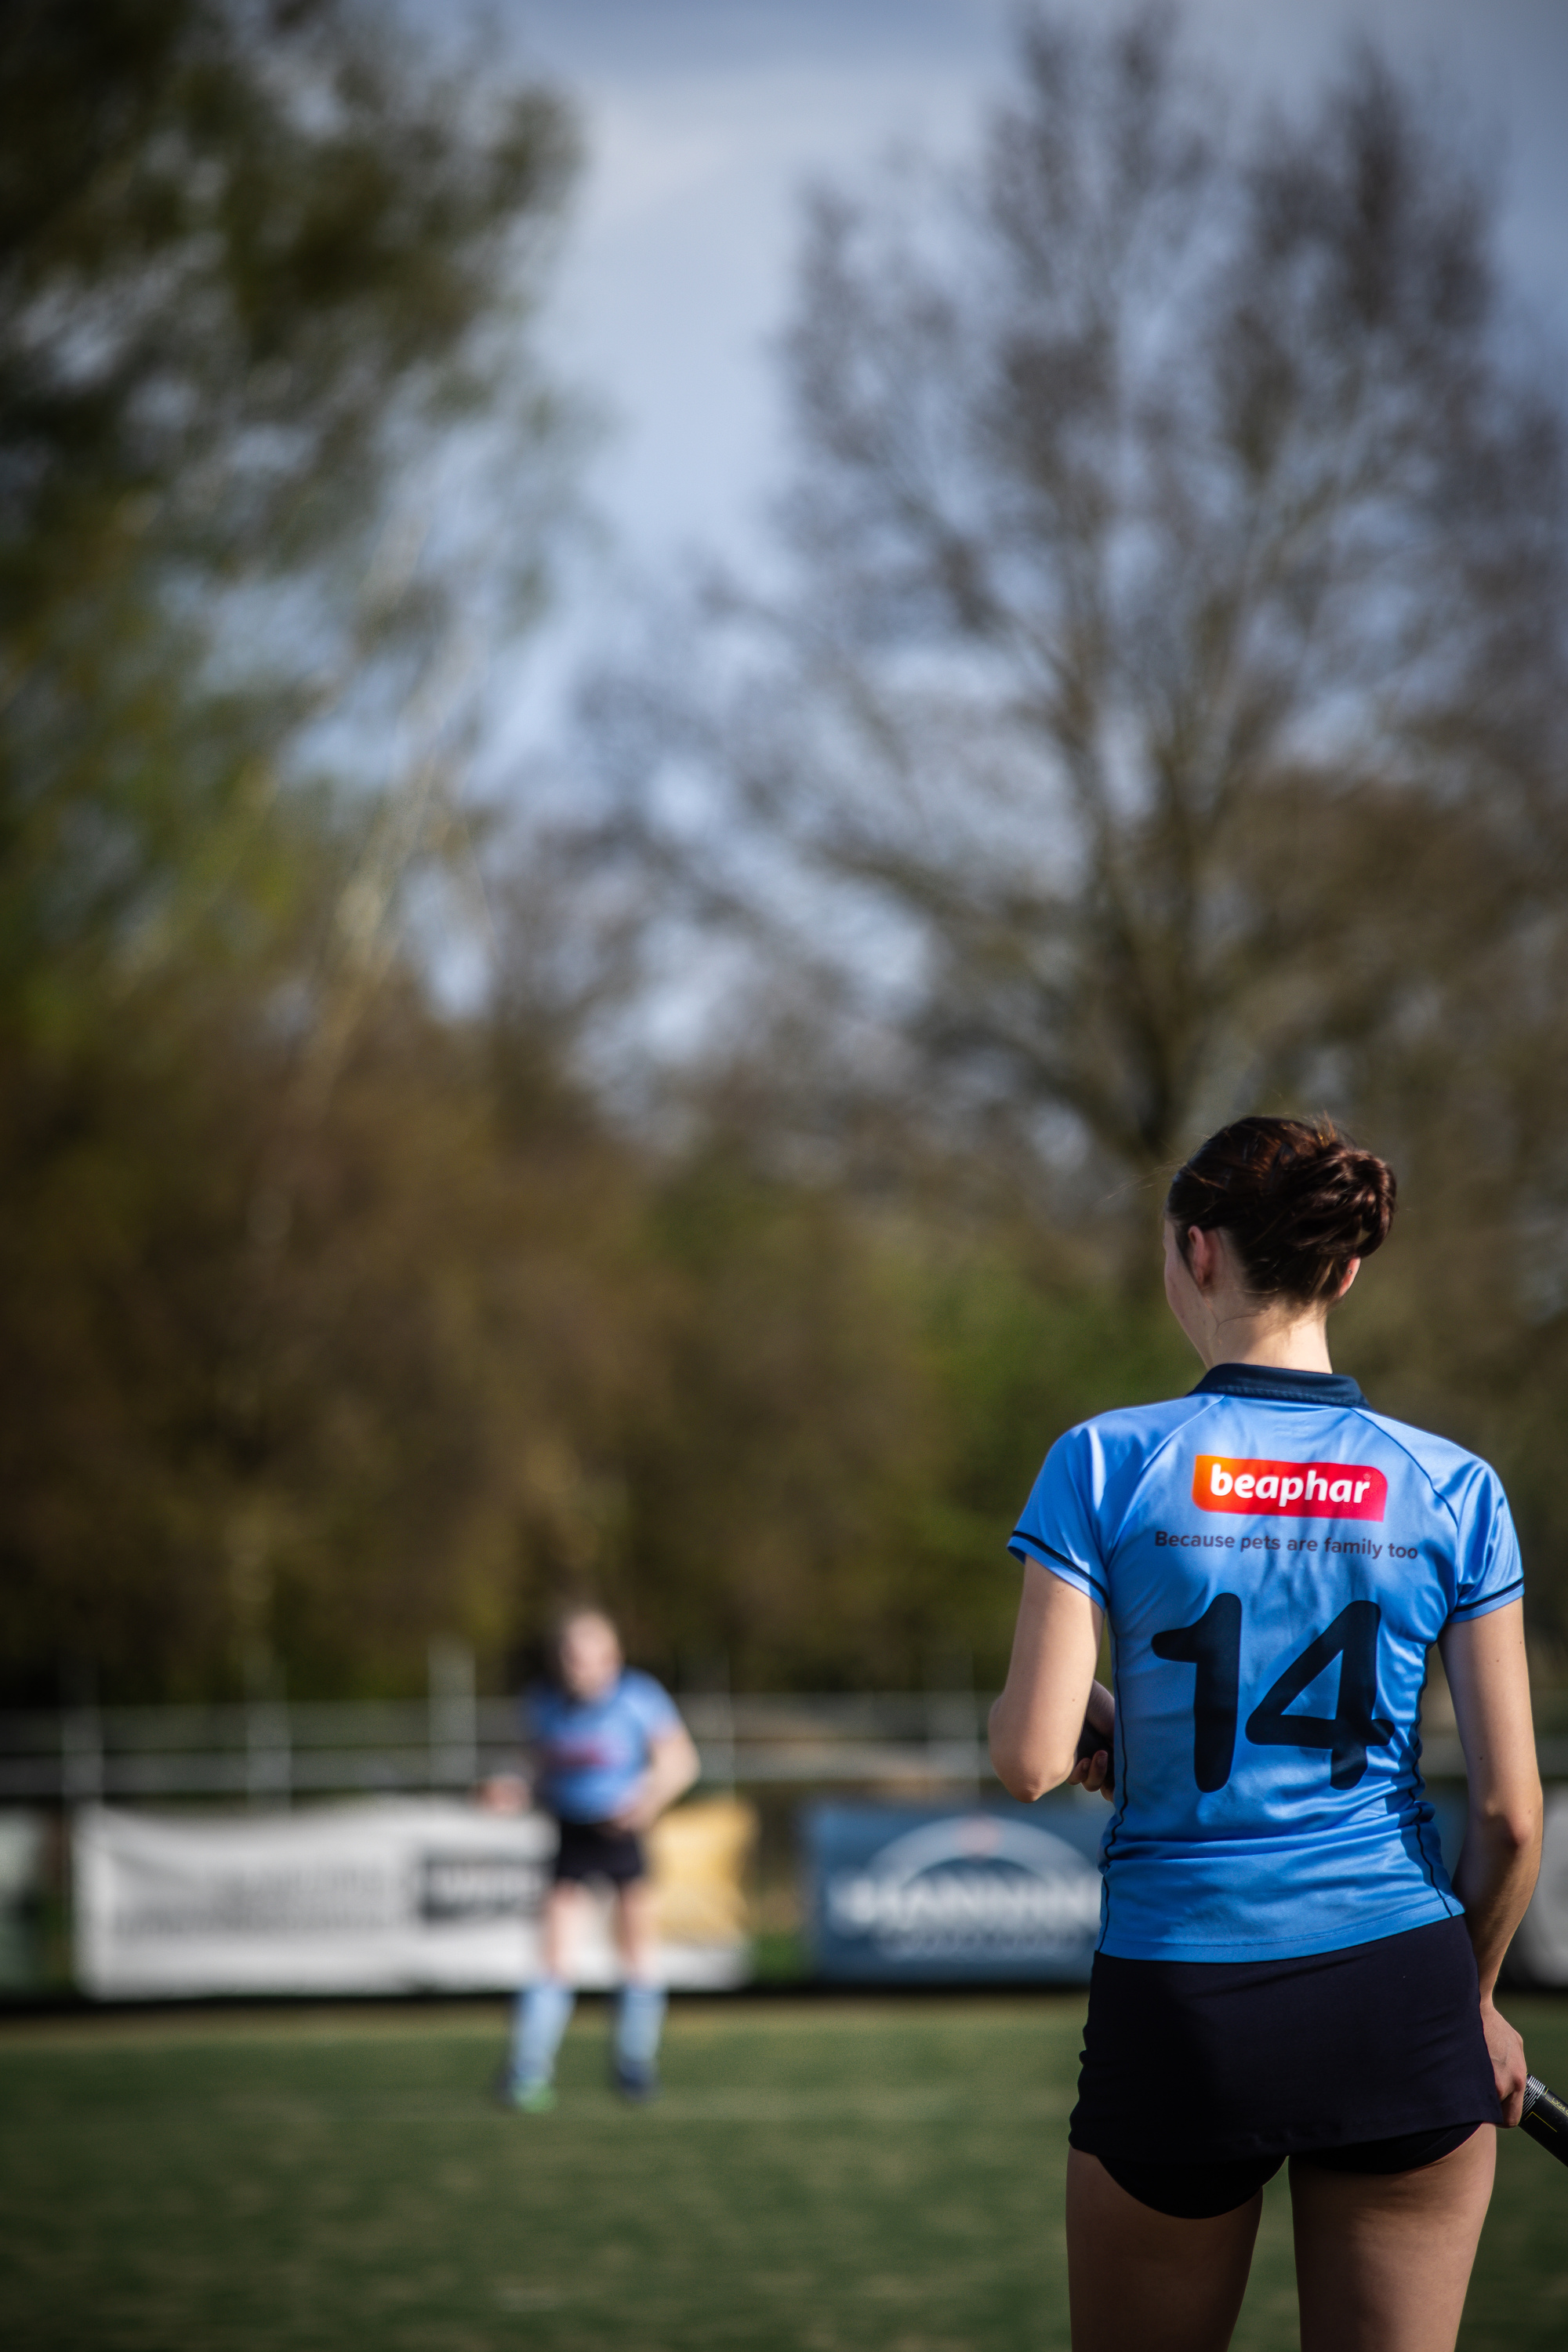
[14,3,1568,1703]
[0,0,581,1698]
[2,0,573,993]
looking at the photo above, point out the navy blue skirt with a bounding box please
[1069,1915,1500,2165]
[551,1817,647,1885]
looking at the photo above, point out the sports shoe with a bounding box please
[612,2061,659,2104]
[492,2068,557,2114]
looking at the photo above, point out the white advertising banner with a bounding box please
[1512,1788,1568,1987]
[74,1798,753,1999]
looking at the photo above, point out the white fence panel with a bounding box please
[74,1800,748,1998]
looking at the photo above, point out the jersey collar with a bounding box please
[1190,1362,1366,1408]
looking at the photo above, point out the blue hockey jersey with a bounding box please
[1009,1363,1523,1962]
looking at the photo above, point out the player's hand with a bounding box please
[476,1773,530,1814]
[1069,1681,1116,1802]
[1482,1997,1528,2126]
[1069,1748,1113,1799]
[609,1777,657,1833]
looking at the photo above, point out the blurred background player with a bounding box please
[485,1607,699,2109]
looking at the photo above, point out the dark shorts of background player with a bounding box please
[1069,1915,1500,2219]
[551,1817,648,1886]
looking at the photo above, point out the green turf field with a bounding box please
[1,1995,1564,2352]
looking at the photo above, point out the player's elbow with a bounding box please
[1470,1777,1541,1865]
[663,1730,701,1797]
[1489,1794,1542,1859]
[988,1721,1070,1804]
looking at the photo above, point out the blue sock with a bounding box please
[614,1984,666,2078]
[511,1979,575,2089]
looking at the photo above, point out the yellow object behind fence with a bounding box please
[648,1796,757,1947]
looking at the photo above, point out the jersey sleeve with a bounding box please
[1446,1466,1525,1624]
[623,1671,684,1740]
[1008,1425,1110,1610]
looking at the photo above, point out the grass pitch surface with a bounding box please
[1,1994,1564,2351]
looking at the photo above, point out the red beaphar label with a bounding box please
[1192,1455,1387,1522]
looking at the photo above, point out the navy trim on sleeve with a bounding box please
[1447,1575,1525,1620]
[1009,1530,1110,1608]
[1189,1363,1367,1408]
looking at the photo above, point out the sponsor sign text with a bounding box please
[1192,1456,1387,1521]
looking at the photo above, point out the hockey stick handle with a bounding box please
[1073,1715,1115,1795]
[1521,2076,1568,2166]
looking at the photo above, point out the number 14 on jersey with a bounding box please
[1150,1596,1394,1792]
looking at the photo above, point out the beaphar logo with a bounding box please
[1192,1455,1387,1521]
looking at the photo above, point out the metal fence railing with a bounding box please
[0,1691,999,1805]
[5,1693,1565,1807]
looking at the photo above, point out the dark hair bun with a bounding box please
[1165,1118,1396,1305]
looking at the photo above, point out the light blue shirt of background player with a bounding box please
[1010,1365,1523,1962]
[524,1669,684,1824]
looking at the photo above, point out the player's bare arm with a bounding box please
[1440,1597,1543,2125]
[989,1564,1108,1801]
[610,1722,700,1832]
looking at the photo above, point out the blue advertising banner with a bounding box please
[804,1791,1478,1987]
[803,1797,1106,1984]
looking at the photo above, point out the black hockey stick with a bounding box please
[1521,2076,1568,2166]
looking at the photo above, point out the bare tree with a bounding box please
[597,8,1568,1189]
